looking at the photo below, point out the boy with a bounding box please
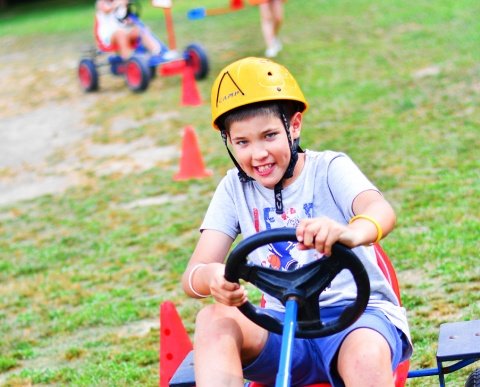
[181,57,412,387]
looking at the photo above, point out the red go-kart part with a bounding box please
[124,56,150,92]
[78,58,99,92]
[184,43,209,80]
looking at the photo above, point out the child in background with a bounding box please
[95,0,161,59]
[182,57,412,386]
[250,0,285,57]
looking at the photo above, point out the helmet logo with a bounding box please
[215,71,245,108]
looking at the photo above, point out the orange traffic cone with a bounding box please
[159,301,193,387]
[231,0,244,9]
[174,126,212,181]
[181,64,202,106]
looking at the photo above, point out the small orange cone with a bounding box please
[159,301,193,387]
[174,126,212,181]
[181,64,202,106]
[231,0,244,9]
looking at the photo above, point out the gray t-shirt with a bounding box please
[201,150,412,349]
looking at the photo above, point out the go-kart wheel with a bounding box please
[125,56,150,92]
[466,368,480,387]
[184,43,209,80]
[78,58,99,92]
[224,228,370,339]
[150,66,157,79]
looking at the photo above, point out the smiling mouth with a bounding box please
[255,163,274,176]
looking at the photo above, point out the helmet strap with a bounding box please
[274,183,284,214]
[220,129,253,183]
[274,111,303,214]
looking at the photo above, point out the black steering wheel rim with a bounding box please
[224,228,370,338]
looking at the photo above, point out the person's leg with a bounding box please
[337,328,394,387]
[111,26,159,59]
[260,1,283,57]
[111,29,134,59]
[259,2,275,53]
[194,303,268,387]
[315,307,409,387]
[270,0,284,38]
[138,28,161,55]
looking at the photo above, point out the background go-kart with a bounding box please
[0,0,478,385]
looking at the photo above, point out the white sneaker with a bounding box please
[265,38,282,58]
[265,46,278,58]
[274,38,283,52]
[162,50,181,61]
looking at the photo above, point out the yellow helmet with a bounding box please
[211,57,308,130]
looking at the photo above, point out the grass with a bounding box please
[0,0,479,386]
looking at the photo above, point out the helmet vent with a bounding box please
[277,87,282,92]
[268,71,273,76]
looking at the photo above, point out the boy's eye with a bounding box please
[235,140,248,146]
[265,131,278,139]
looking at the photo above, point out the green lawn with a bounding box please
[0,0,479,386]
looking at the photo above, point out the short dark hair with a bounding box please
[219,100,303,133]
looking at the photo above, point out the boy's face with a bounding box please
[228,112,302,189]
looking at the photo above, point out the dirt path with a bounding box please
[0,33,177,209]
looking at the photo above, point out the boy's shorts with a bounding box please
[243,306,409,387]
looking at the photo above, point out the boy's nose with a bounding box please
[252,143,268,160]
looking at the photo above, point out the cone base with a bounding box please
[174,169,213,181]
[159,301,193,387]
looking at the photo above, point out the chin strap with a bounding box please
[220,130,253,183]
[274,112,303,214]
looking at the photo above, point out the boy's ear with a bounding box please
[290,112,303,139]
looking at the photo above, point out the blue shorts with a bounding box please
[243,306,409,387]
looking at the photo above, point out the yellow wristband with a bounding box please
[349,214,383,244]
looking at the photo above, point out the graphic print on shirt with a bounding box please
[266,240,299,270]
[254,203,321,270]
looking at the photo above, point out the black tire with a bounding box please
[150,66,157,79]
[466,368,480,387]
[78,58,99,92]
[184,43,209,80]
[124,56,150,92]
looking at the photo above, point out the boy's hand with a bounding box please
[296,217,362,256]
[209,263,248,306]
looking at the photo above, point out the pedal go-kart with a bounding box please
[162,228,480,387]
[78,0,209,93]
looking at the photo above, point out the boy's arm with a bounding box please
[349,189,396,244]
[296,189,395,256]
[182,230,248,306]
